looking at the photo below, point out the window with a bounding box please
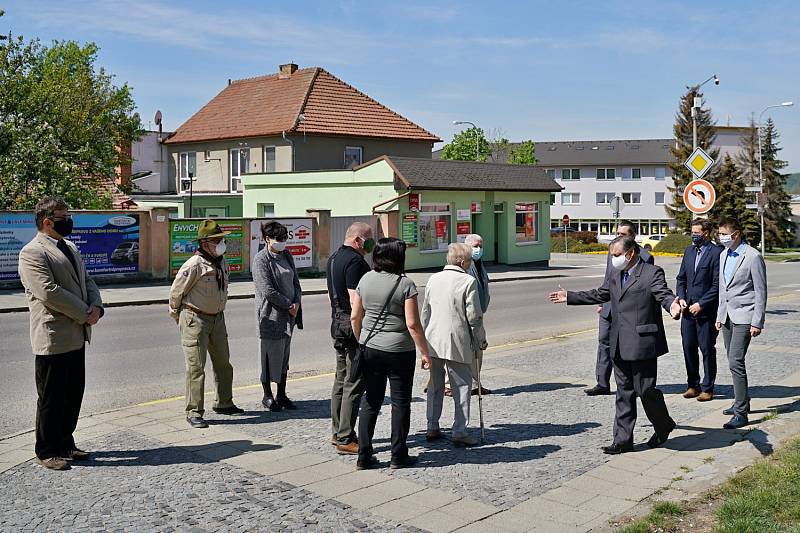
[514,202,539,243]
[263,146,276,173]
[655,167,666,180]
[562,193,581,205]
[655,192,665,205]
[596,168,616,180]
[258,203,275,217]
[561,168,580,180]
[344,146,363,168]
[230,148,249,192]
[549,193,556,206]
[596,192,615,205]
[545,169,556,179]
[179,152,196,192]
[630,168,641,180]
[418,204,451,252]
[622,192,641,205]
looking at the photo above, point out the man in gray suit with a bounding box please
[19,197,104,470]
[586,220,654,396]
[715,217,767,429]
[550,235,682,454]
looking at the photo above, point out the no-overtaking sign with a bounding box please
[683,179,716,214]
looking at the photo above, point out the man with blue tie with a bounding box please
[676,219,724,402]
[716,217,767,429]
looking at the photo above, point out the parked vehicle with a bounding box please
[111,242,139,264]
[641,235,665,250]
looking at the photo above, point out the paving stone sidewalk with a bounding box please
[2,293,799,532]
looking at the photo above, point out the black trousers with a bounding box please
[612,351,674,446]
[35,346,86,459]
[358,347,416,462]
[596,310,613,389]
[681,314,718,392]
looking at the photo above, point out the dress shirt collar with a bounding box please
[727,241,746,257]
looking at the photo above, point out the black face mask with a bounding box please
[691,234,705,247]
[51,218,74,238]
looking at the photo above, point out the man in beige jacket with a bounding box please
[19,197,104,471]
[422,243,487,447]
[169,219,244,428]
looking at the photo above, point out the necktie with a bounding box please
[694,246,703,271]
[622,271,630,286]
[57,239,79,276]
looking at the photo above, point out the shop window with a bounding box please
[514,202,539,243]
[419,204,451,252]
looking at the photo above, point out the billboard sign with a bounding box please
[249,219,314,269]
[170,219,244,275]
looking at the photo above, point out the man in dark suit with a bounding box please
[550,235,682,454]
[585,220,654,396]
[676,218,723,402]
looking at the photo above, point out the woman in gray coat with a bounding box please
[253,221,303,411]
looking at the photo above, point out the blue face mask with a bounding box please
[471,247,483,261]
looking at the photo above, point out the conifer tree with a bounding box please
[709,155,760,246]
[667,89,719,232]
[760,118,795,248]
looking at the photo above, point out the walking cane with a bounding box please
[476,356,485,443]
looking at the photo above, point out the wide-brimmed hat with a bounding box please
[197,219,230,241]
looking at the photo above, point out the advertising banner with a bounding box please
[408,193,420,212]
[1,212,140,280]
[170,219,244,275]
[456,221,471,243]
[401,213,418,247]
[249,219,313,269]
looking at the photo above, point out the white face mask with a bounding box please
[270,240,287,252]
[719,234,735,248]
[611,251,631,271]
[214,240,227,256]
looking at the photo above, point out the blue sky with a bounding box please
[4,0,800,171]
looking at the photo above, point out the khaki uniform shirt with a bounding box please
[169,254,229,319]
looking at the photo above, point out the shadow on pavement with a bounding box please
[413,443,563,467]
[490,382,586,396]
[765,308,798,315]
[207,400,331,424]
[78,440,280,467]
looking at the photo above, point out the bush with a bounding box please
[572,231,598,244]
[551,237,608,253]
[654,233,691,254]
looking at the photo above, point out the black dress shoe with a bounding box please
[723,403,751,416]
[356,456,380,470]
[213,405,245,415]
[390,455,418,469]
[64,448,90,461]
[723,414,749,429]
[262,397,282,412]
[187,416,209,428]
[276,396,297,410]
[585,385,613,396]
[602,442,633,455]
[648,420,676,448]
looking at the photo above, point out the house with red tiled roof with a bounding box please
[134,64,440,218]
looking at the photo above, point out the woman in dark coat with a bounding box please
[253,221,303,411]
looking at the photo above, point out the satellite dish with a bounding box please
[154,110,162,126]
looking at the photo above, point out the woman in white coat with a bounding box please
[422,243,487,447]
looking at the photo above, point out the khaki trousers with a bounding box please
[180,309,234,417]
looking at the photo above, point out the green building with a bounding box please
[243,156,562,270]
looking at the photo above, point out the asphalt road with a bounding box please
[1,257,798,437]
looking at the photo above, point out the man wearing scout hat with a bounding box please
[169,219,244,428]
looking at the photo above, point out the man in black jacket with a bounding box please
[676,218,724,402]
[550,236,682,454]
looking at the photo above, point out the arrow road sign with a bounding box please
[684,147,714,179]
[683,179,716,214]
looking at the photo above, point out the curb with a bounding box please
[0,273,565,313]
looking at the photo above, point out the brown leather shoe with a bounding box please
[697,391,714,402]
[37,457,69,470]
[683,387,700,399]
[336,441,359,455]
[65,448,90,461]
[426,429,444,442]
[330,435,338,445]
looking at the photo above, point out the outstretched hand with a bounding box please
[548,285,567,304]
[669,299,682,320]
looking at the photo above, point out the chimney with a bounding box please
[279,63,298,79]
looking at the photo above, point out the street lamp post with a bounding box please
[756,101,794,252]
[453,120,479,161]
[689,75,719,150]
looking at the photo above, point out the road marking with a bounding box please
[135,372,337,406]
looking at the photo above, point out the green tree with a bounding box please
[760,118,795,248]
[709,155,760,246]
[508,140,537,165]
[0,22,142,210]
[441,127,492,162]
[666,88,719,232]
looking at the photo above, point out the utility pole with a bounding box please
[689,75,719,150]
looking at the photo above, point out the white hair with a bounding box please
[447,243,472,267]
[464,233,483,246]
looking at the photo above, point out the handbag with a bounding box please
[348,275,403,383]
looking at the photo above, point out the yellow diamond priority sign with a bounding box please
[684,147,714,179]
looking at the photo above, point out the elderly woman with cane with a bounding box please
[423,243,487,447]
[253,220,303,411]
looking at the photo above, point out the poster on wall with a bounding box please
[401,213,418,247]
[249,219,313,269]
[170,219,244,275]
[408,193,420,212]
[1,213,140,280]
[456,221,471,243]
[456,209,471,221]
